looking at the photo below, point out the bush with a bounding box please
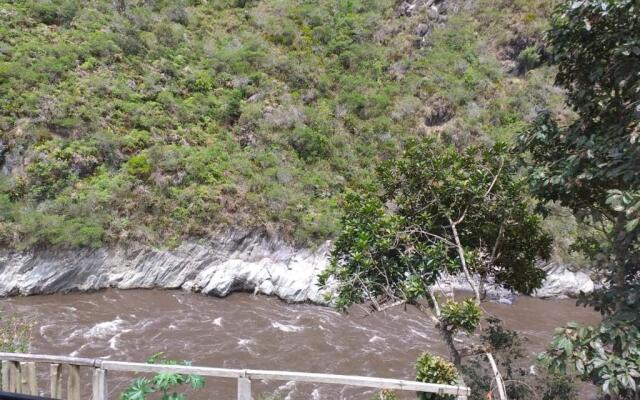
[0,312,32,353]
[289,126,331,161]
[125,153,152,179]
[120,130,152,153]
[416,353,459,400]
[440,299,482,333]
[27,214,105,248]
[167,4,189,25]
[27,0,79,25]
[516,46,540,74]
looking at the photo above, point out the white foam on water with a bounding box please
[272,321,304,333]
[39,323,55,336]
[83,317,125,340]
[237,338,254,349]
[279,381,296,400]
[108,330,131,350]
[369,335,385,343]
[213,317,223,326]
[409,328,430,340]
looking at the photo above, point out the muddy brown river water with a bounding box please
[1,290,600,399]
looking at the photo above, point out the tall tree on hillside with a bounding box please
[518,0,640,397]
[319,139,551,399]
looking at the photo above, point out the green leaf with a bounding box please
[625,218,639,232]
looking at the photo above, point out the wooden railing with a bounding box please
[0,352,470,400]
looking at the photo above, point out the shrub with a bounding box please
[415,353,459,400]
[268,23,297,47]
[440,299,482,334]
[0,312,32,353]
[116,29,148,56]
[26,214,105,248]
[289,126,331,161]
[125,153,152,179]
[120,130,152,153]
[27,0,79,25]
[516,46,540,74]
[167,4,189,25]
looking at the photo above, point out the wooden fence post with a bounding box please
[67,364,81,400]
[50,363,62,398]
[92,368,107,400]
[8,361,21,393]
[1,360,9,391]
[237,376,252,400]
[20,362,37,395]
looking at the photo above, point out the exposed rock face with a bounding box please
[533,263,595,299]
[0,232,331,303]
[0,232,594,302]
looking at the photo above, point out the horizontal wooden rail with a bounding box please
[0,352,470,399]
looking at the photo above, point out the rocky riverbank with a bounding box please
[0,231,594,302]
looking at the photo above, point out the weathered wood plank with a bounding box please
[66,364,81,400]
[0,353,95,367]
[237,377,252,400]
[20,362,37,395]
[8,361,21,393]
[92,368,107,400]
[1,360,9,391]
[245,370,470,396]
[50,363,62,399]
[100,360,244,378]
[19,362,28,394]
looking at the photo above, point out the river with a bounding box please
[1,290,599,399]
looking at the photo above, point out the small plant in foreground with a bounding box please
[120,353,205,400]
[440,299,482,334]
[416,353,459,400]
[370,389,397,400]
[0,311,33,353]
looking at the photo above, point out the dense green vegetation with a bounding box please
[519,0,639,396]
[0,0,561,248]
[317,137,561,399]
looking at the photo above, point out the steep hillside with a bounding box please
[0,0,563,248]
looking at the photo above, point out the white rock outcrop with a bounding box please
[0,232,330,303]
[0,231,594,302]
[533,263,595,298]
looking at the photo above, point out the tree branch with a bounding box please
[448,216,481,304]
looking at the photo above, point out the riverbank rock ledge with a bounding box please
[0,232,594,302]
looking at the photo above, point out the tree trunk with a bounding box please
[441,326,462,367]
[449,219,481,303]
[486,352,507,400]
[418,294,462,367]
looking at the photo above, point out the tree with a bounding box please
[518,0,640,397]
[319,139,551,398]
